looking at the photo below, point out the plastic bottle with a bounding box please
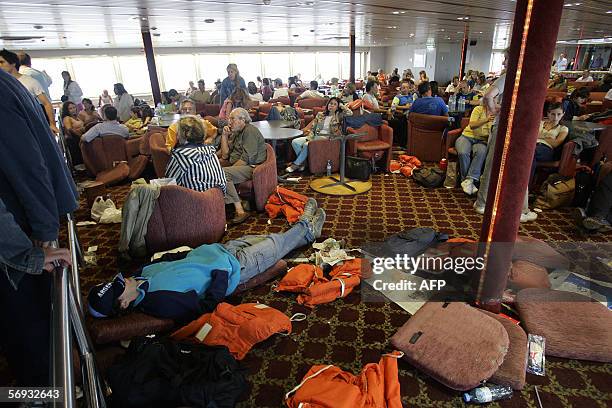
[458,97,465,112]
[463,384,513,404]
[449,94,456,111]
[326,160,332,177]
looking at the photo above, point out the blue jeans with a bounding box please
[530,143,554,184]
[291,135,326,166]
[455,135,488,181]
[223,220,315,283]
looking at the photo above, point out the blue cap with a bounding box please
[87,273,126,318]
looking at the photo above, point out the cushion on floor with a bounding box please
[509,260,551,289]
[233,260,287,295]
[513,236,570,270]
[477,309,528,390]
[88,312,175,345]
[516,288,612,362]
[390,302,509,391]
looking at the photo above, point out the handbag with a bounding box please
[535,174,575,209]
[345,156,371,181]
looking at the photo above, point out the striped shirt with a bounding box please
[166,143,227,194]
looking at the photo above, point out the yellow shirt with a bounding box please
[461,105,492,141]
[124,117,143,132]
[166,119,218,151]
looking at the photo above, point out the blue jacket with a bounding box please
[0,70,78,288]
[409,96,449,116]
[132,244,241,322]
[219,76,247,104]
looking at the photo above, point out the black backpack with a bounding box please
[106,336,247,408]
[412,167,445,188]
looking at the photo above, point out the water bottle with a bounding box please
[463,384,513,404]
[449,94,456,111]
[458,97,465,112]
[326,160,332,176]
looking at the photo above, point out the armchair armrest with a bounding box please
[558,141,577,177]
[380,124,393,146]
[126,137,142,158]
[252,146,278,212]
[443,128,463,158]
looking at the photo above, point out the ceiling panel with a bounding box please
[0,0,610,50]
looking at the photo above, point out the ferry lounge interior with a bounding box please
[0,0,611,406]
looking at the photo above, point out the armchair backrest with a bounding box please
[149,132,171,178]
[258,103,272,114]
[270,96,291,105]
[407,113,449,162]
[296,98,328,110]
[80,134,128,176]
[347,123,381,142]
[202,104,221,117]
[408,112,449,131]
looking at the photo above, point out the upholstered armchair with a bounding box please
[80,135,148,185]
[236,143,278,212]
[295,98,328,124]
[346,122,394,172]
[407,113,450,162]
[149,132,170,178]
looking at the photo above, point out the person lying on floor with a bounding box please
[88,199,325,324]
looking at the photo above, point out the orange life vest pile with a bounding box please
[265,186,309,223]
[274,259,372,308]
[170,302,303,360]
[285,351,404,408]
[390,155,422,177]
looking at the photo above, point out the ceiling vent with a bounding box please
[0,36,44,41]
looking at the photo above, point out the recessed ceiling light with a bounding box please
[141,17,148,21]
[293,34,299,37]
[104,41,111,44]
[33,25,43,29]
[240,28,246,31]
[400,11,406,14]
[153,33,160,37]
[387,26,397,29]
[392,11,400,14]
[607,10,612,13]
[477,31,483,34]
[175,31,183,34]
[85,43,90,46]
[409,33,414,37]
[150,26,157,30]
[204,18,215,23]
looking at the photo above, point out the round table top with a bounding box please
[252,120,296,129]
[257,126,303,141]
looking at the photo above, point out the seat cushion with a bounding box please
[390,302,509,390]
[478,310,527,390]
[356,140,391,152]
[513,236,570,270]
[509,260,551,290]
[516,288,612,362]
[88,312,175,345]
[95,162,129,186]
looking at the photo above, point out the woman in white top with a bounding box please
[113,82,134,122]
[99,89,113,107]
[62,71,83,110]
[575,69,594,82]
[247,81,263,102]
[285,97,352,173]
[530,101,569,184]
[272,78,289,99]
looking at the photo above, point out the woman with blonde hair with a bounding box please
[220,63,247,104]
[165,116,227,194]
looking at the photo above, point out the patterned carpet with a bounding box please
[2,169,611,407]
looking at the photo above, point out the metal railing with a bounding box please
[51,215,107,407]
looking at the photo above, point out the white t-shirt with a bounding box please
[445,84,458,94]
[273,88,289,99]
[299,90,324,99]
[576,76,594,82]
[362,93,379,109]
[249,93,263,102]
[18,74,44,98]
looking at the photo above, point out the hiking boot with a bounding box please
[311,208,326,239]
[582,216,611,232]
[299,198,318,222]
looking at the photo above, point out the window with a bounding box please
[262,53,290,81]
[489,52,505,75]
[230,53,261,85]
[33,58,68,101]
[319,52,340,82]
[414,50,427,68]
[291,53,317,83]
[159,54,196,91]
[197,54,230,89]
[70,57,117,99]
[118,56,152,96]
[339,52,363,81]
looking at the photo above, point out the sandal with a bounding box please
[230,212,250,225]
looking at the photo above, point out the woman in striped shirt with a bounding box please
[166,117,227,195]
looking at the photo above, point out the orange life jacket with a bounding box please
[171,302,300,360]
[275,259,371,308]
[265,186,310,223]
[285,351,404,408]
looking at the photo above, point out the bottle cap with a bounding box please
[463,393,471,403]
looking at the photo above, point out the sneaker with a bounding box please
[473,203,485,215]
[520,211,538,223]
[299,198,318,222]
[582,216,611,232]
[285,164,299,173]
[310,208,326,239]
[572,207,587,226]
[461,179,478,195]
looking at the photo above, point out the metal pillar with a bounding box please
[349,33,356,82]
[459,23,469,79]
[142,31,162,106]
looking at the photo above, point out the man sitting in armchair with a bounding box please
[218,107,268,224]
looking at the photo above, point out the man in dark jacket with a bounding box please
[0,69,78,385]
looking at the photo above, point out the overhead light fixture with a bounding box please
[150,26,157,30]
[387,26,397,29]
[204,19,215,23]
[293,34,299,37]
[33,25,43,29]
[392,11,400,14]
[240,28,246,31]
[607,10,612,13]
[263,0,271,5]
[409,33,414,37]
[153,33,160,37]
[175,31,183,34]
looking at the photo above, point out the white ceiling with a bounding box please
[0,0,610,50]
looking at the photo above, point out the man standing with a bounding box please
[0,69,77,386]
[190,79,211,104]
[473,50,537,222]
[0,49,58,134]
[17,52,53,100]
[218,108,268,224]
[556,53,568,72]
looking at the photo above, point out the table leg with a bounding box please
[320,136,357,192]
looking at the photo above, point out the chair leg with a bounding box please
[370,157,378,173]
